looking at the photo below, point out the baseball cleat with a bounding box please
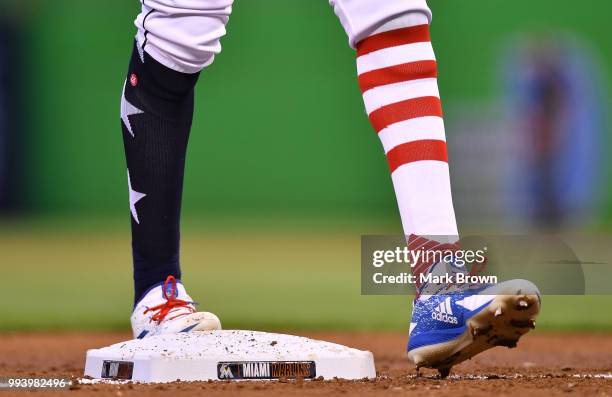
[131,275,221,339]
[407,279,540,378]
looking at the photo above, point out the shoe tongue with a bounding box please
[139,281,190,306]
[163,280,179,299]
[418,257,469,296]
[162,281,191,301]
[430,256,469,277]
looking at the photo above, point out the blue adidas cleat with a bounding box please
[407,264,541,378]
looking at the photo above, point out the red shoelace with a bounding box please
[143,275,195,324]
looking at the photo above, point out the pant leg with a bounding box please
[135,0,233,73]
[329,0,432,48]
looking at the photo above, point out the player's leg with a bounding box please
[121,0,232,337]
[330,0,540,377]
[330,0,458,284]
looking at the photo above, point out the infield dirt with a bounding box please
[1,332,611,396]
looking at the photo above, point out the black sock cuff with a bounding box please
[126,41,200,120]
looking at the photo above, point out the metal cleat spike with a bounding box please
[438,367,451,379]
[471,325,492,337]
[471,327,479,338]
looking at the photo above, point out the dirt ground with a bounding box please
[1,331,611,396]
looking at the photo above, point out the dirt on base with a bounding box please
[1,331,611,396]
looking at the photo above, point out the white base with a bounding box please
[84,330,376,383]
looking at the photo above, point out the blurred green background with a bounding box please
[0,0,611,332]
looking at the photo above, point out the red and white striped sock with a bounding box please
[356,13,459,281]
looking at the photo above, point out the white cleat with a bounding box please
[131,275,221,339]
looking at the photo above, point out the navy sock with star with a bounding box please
[120,41,200,305]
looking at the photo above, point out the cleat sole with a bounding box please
[408,290,540,377]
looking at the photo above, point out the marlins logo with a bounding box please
[218,363,234,379]
[217,361,315,380]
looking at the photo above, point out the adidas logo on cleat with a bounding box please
[431,311,458,324]
[431,297,458,324]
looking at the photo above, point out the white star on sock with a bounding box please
[128,170,146,224]
[137,44,145,63]
[121,81,144,137]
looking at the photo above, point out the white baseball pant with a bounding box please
[134,0,432,73]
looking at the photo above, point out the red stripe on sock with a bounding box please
[369,96,442,133]
[386,140,448,172]
[408,235,429,250]
[358,60,438,93]
[422,240,441,251]
[356,24,430,57]
[406,234,460,293]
